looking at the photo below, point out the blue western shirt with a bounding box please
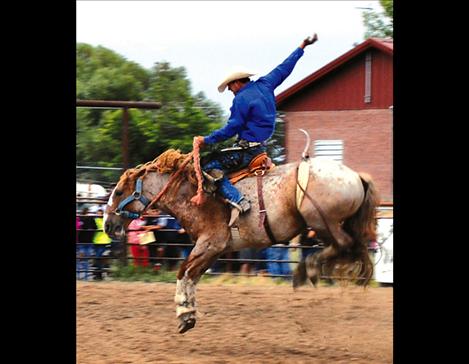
[204,47,305,144]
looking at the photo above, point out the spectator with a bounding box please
[77,207,97,280]
[92,208,112,280]
[256,248,268,275]
[109,236,125,269]
[76,215,84,280]
[177,226,193,261]
[127,216,150,268]
[150,215,187,271]
[265,244,291,277]
[239,248,257,275]
[300,228,322,261]
[210,251,240,274]
[76,215,81,243]
[142,210,166,271]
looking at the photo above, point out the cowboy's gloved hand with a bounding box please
[301,33,318,48]
[194,136,205,148]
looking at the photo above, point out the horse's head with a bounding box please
[104,149,199,239]
[104,169,152,239]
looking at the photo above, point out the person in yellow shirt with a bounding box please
[93,208,112,280]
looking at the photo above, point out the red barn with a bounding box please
[276,38,393,203]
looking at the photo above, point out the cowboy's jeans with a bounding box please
[202,146,266,204]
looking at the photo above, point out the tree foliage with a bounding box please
[362,0,393,39]
[76,43,225,182]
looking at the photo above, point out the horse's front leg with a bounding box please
[174,233,228,334]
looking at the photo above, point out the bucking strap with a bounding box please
[296,159,310,209]
[256,172,278,245]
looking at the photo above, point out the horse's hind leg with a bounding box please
[292,259,307,289]
[174,233,228,334]
[305,225,353,287]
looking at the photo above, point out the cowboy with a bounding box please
[194,34,318,226]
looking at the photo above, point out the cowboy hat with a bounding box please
[217,68,257,93]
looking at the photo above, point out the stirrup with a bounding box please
[228,208,241,227]
[202,169,223,183]
[227,199,251,227]
[202,169,223,193]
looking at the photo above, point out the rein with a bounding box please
[143,151,195,213]
[142,137,206,213]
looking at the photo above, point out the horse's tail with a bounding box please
[342,172,380,285]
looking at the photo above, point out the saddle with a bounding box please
[228,152,275,185]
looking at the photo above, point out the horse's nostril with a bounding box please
[104,223,111,234]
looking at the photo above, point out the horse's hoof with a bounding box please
[309,275,319,288]
[292,275,303,290]
[178,318,196,334]
[178,312,196,334]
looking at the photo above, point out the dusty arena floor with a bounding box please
[77,280,393,364]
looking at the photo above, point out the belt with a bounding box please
[220,140,264,152]
[245,141,262,148]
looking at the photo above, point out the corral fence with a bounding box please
[76,208,324,280]
[76,207,387,282]
[76,166,392,282]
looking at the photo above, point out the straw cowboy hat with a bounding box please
[217,68,257,93]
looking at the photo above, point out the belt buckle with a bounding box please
[238,139,249,148]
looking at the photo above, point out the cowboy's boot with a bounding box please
[228,198,251,227]
[202,169,223,193]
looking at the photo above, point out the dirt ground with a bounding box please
[77,280,392,364]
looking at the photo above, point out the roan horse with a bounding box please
[104,134,379,334]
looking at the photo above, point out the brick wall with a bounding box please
[283,109,393,202]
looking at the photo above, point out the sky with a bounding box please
[76,1,382,115]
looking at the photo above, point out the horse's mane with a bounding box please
[117,149,198,190]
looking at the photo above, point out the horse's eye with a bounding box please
[115,190,123,196]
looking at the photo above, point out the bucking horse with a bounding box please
[103,130,379,334]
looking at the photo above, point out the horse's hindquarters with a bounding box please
[298,158,365,232]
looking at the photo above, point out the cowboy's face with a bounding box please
[227,80,243,95]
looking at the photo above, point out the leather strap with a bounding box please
[256,172,278,245]
[295,164,339,247]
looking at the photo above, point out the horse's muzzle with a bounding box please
[103,214,126,239]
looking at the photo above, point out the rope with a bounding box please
[190,137,205,206]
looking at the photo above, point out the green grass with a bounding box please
[108,264,177,283]
[107,263,383,287]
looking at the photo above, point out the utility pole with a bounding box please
[76,100,162,170]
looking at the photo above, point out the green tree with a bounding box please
[76,44,225,183]
[362,0,393,38]
[143,62,223,157]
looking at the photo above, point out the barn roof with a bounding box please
[276,37,393,106]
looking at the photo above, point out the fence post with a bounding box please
[122,107,129,170]
[121,235,128,266]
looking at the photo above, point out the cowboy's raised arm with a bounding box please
[260,33,318,90]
